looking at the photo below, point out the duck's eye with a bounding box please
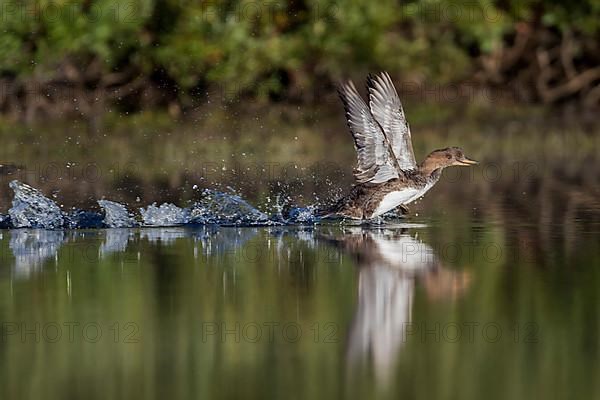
[446,154,452,159]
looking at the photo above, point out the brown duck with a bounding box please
[324,72,478,220]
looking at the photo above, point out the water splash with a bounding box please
[285,206,318,224]
[2,181,328,230]
[8,180,64,229]
[140,203,190,226]
[190,190,270,225]
[98,200,138,228]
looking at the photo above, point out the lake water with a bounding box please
[1,106,600,399]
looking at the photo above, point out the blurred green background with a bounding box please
[2,0,600,125]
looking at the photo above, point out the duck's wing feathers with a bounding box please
[338,81,401,184]
[367,72,417,171]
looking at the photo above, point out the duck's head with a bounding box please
[420,147,478,176]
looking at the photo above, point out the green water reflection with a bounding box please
[0,217,599,399]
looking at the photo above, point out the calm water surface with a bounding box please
[1,109,600,399]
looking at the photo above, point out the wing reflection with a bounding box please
[323,228,470,385]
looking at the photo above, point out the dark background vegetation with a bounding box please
[2,0,600,126]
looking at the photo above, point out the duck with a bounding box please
[323,72,478,220]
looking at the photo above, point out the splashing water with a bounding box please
[286,206,318,223]
[98,200,138,228]
[8,180,64,229]
[190,190,271,225]
[2,181,330,230]
[140,203,190,226]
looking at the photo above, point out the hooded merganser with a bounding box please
[324,72,478,220]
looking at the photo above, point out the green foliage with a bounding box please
[1,0,600,103]
[0,1,153,74]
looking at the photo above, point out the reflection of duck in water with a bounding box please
[323,72,478,220]
[323,229,470,385]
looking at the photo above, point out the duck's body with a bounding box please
[324,72,477,220]
[326,169,440,219]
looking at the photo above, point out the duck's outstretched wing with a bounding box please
[367,72,417,171]
[338,81,400,184]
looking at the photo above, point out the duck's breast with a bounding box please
[404,180,437,204]
[372,188,420,217]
